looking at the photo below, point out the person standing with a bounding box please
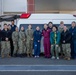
[0,28,2,56]
[58,21,64,33]
[48,22,53,30]
[26,25,33,57]
[11,20,17,33]
[50,25,60,59]
[1,24,11,58]
[10,20,17,56]
[12,27,19,57]
[33,26,42,58]
[18,26,26,57]
[69,21,76,59]
[58,21,65,58]
[61,26,71,60]
[42,24,51,58]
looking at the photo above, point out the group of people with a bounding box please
[0,20,76,60]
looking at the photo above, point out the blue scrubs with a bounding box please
[33,30,42,56]
[69,27,76,59]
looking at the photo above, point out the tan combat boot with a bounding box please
[1,54,4,58]
[67,58,70,60]
[30,54,33,57]
[27,54,30,57]
[7,54,11,58]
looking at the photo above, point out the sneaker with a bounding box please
[37,56,39,58]
[64,57,67,60]
[30,54,33,57]
[51,56,55,59]
[7,55,11,58]
[1,55,4,58]
[35,56,37,58]
[57,57,59,60]
[67,58,70,60]
[27,54,30,57]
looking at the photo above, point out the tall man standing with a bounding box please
[58,21,65,58]
[10,20,17,56]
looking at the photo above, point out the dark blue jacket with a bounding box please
[33,30,42,42]
[0,30,2,41]
[1,29,11,41]
[61,30,72,44]
[11,25,17,33]
[69,27,76,41]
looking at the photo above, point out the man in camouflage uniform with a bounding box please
[26,25,33,57]
[18,26,26,57]
[58,21,64,58]
[61,26,71,60]
[12,27,19,57]
[1,24,11,58]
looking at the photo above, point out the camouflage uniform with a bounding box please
[62,44,71,58]
[61,30,72,60]
[12,31,19,55]
[18,30,26,54]
[58,26,64,33]
[58,26,64,56]
[26,29,33,57]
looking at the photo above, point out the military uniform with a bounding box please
[12,31,19,56]
[18,30,26,56]
[58,26,64,57]
[1,29,11,58]
[61,30,71,60]
[26,29,33,57]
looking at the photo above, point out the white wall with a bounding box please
[3,0,27,13]
[35,0,76,12]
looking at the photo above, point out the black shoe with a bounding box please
[13,54,16,57]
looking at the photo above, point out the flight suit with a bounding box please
[42,29,51,58]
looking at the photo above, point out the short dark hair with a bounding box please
[4,23,7,26]
[11,20,14,22]
[48,22,53,25]
[72,21,76,24]
[52,25,58,31]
